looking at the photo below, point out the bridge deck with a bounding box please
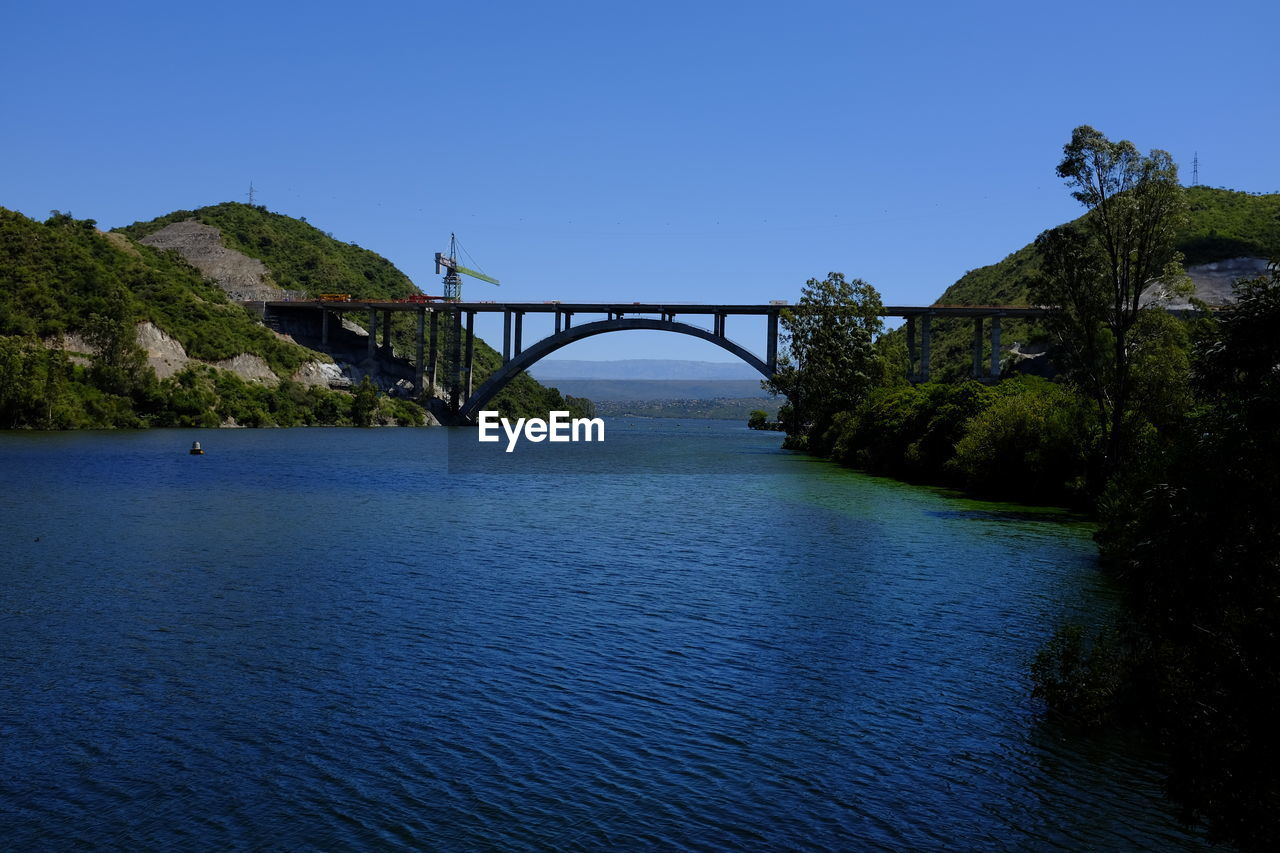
[260,300,1051,318]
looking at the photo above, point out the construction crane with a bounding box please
[435,233,500,301]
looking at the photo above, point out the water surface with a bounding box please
[0,421,1206,850]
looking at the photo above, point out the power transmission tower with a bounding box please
[248,181,257,206]
[1192,153,1199,186]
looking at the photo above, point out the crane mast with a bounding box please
[435,233,500,301]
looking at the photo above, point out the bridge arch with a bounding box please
[458,317,774,422]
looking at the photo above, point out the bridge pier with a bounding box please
[972,317,983,379]
[990,316,1002,378]
[465,311,476,401]
[514,311,524,357]
[921,315,932,382]
[554,310,563,334]
[429,310,439,392]
[502,310,512,363]
[415,308,425,394]
[367,308,377,362]
[767,311,778,372]
[381,310,392,352]
[905,313,934,383]
[449,310,463,411]
[906,316,916,380]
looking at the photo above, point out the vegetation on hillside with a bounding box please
[1042,265,1280,851]
[2,209,313,378]
[765,126,1279,850]
[1,208,399,428]
[902,186,1279,382]
[1033,125,1188,483]
[118,202,590,422]
[765,273,885,447]
[0,203,588,428]
[118,202,417,299]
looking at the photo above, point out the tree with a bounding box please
[1032,126,1188,480]
[765,273,884,449]
[352,375,378,427]
[1095,265,1280,850]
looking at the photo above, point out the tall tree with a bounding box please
[1097,265,1280,850]
[1033,126,1188,478]
[765,273,883,448]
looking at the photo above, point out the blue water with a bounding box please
[0,421,1207,850]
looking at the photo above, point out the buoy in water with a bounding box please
[190,441,204,455]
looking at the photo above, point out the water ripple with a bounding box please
[0,425,1209,851]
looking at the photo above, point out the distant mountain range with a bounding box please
[537,379,773,401]
[530,359,762,381]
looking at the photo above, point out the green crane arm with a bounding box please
[455,264,500,286]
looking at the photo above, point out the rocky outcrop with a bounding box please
[211,353,277,385]
[291,360,350,389]
[138,220,283,301]
[1142,257,1271,308]
[135,321,194,379]
[99,320,288,384]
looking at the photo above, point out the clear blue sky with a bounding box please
[4,0,1277,361]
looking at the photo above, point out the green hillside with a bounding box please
[0,208,396,428]
[1,205,584,428]
[118,202,417,298]
[912,187,1280,381]
[1,209,312,375]
[117,203,585,420]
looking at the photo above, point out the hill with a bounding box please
[542,379,772,401]
[912,187,1279,381]
[0,205,585,428]
[530,359,763,381]
[117,202,416,300]
[118,203,587,422]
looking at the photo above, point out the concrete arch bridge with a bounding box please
[253,300,1050,423]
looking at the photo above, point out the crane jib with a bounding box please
[454,264,500,286]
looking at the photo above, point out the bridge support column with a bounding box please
[767,311,778,372]
[990,316,1002,378]
[920,314,932,383]
[564,312,573,330]
[972,317,983,379]
[429,310,439,393]
[514,311,524,357]
[465,311,476,402]
[321,309,329,346]
[368,308,377,362]
[502,310,512,364]
[554,310,562,334]
[382,310,392,352]
[415,308,425,394]
[906,316,917,381]
[714,313,726,337]
[450,309,462,412]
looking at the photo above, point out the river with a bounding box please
[0,420,1208,850]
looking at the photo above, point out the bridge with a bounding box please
[253,300,1050,422]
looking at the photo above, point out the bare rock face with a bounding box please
[1142,257,1271,308]
[139,220,283,301]
[211,353,278,386]
[134,321,193,379]
[291,360,350,389]
[132,322,279,385]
